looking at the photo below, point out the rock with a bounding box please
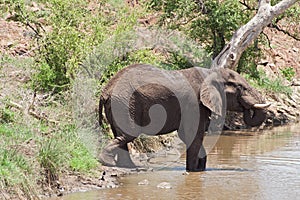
[157,182,172,189]
[292,80,300,86]
[182,171,189,175]
[292,47,299,53]
[104,181,118,189]
[138,179,149,185]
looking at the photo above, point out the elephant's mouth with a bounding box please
[243,103,270,127]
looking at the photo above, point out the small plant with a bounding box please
[280,67,295,81]
[244,69,292,95]
[69,143,98,172]
[38,137,68,184]
[0,147,35,198]
[0,124,14,136]
[0,107,15,123]
[160,52,194,70]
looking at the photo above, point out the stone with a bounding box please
[157,182,172,189]
[182,171,189,175]
[138,179,149,185]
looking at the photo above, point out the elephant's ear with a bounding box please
[200,72,226,116]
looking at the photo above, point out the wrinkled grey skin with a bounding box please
[99,64,268,171]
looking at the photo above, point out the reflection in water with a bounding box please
[57,124,300,200]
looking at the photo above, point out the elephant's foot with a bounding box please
[197,156,207,171]
[186,157,207,172]
[115,145,137,168]
[99,151,116,167]
[116,159,137,168]
[186,165,206,172]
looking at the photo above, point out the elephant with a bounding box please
[98,64,270,171]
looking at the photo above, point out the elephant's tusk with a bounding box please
[253,103,271,109]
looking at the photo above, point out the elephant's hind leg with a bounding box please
[99,127,137,168]
[99,136,136,168]
[99,139,118,167]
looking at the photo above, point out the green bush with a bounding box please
[148,0,252,58]
[31,0,145,92]
[32,0,91,92]
[0,107,15,123]
[0,148,30,188]
[244,70,292,95]
[280,67,295,81]
[69,143,98,172]
[38,137,68,182]
[148,0,299,79]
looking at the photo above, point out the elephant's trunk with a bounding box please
[243,108,267,127]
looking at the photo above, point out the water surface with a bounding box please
[58,124,300,200]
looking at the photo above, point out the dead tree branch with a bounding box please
[211,0,299,70]
[7,101,58,124]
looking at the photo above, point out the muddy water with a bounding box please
[60,124,300,200]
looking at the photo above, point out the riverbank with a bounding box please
[52,124,300,200]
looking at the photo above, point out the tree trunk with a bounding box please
[211,0,299,70]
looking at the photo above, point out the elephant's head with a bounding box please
[200,68,270,127]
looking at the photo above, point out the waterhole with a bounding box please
[56,124,300,200]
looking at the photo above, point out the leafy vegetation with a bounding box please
[148,0,253,58]
[147,0,299,80]
[0,147,34,199]
[244,70,292,95]
[0,114,99,197]
[280,67,296,81]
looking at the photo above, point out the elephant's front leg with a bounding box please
[186,136,207,172]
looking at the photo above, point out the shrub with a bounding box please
[69,143,98,172]
[280,67,295,81]
[0,148,31,188]
[244,69,292,95]
[0,107,15,123]
[32,0,145,92]
[148,0,252,58]
[37,137,68,183]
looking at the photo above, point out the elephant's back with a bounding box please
[101,64,162,98]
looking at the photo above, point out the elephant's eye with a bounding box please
[239,84,247,90]
[237,85,247,94]
[226,82,235,87]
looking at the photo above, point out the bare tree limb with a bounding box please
[272,0,299,15]
[211,0,299,70]
[239,0,257,11]
[7,101,58,124]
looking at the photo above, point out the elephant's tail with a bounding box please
[98,95,105,127]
